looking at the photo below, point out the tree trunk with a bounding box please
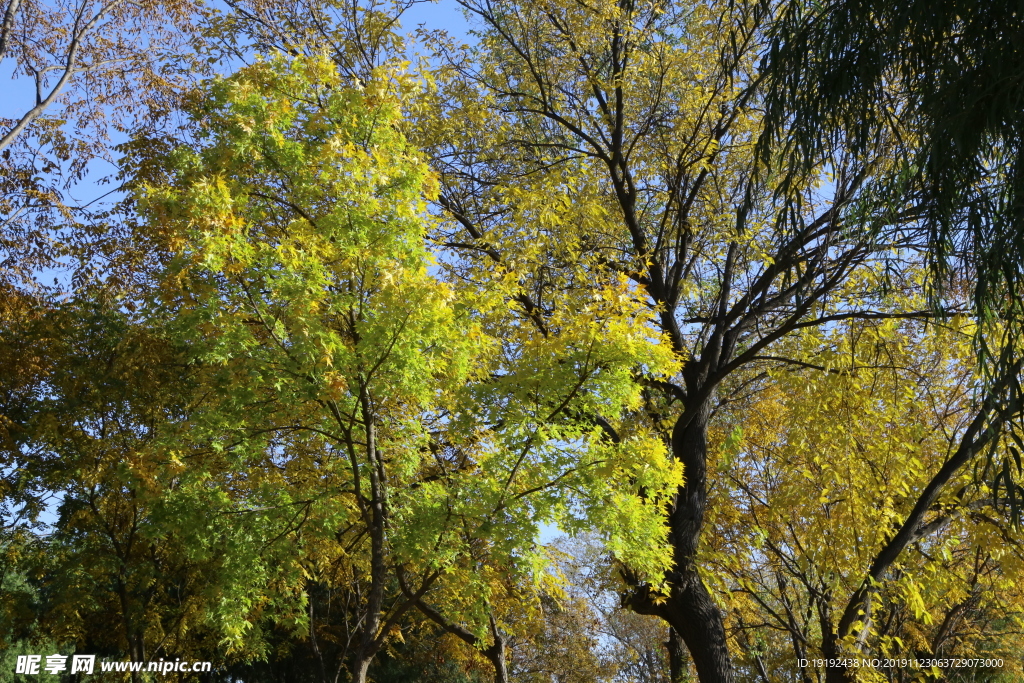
[351,393,387,683]
[666,627,687,682]
[483,634,509,683]
[663,571,733,683]
[627,369,735,683]
[351,657,372,683]
[663,376,733,683]
[117,579,145,683]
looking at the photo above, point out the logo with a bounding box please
[14,655,212,676]
[16,655,94,675]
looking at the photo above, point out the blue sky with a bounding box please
[401,0,472,41]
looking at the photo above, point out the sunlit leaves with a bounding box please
[130,52,684,674]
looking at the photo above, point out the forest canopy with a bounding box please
[1,1,1023,682]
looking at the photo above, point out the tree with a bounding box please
[759,0,1024,395]
[0,0,207,295]
[509,592,617,683]
[525,534,696,683]
[0,289,245,681]
[707,314,1024,681]
[136,52,480,682]
[409,0,1024,681]
[7,1,1024,681]
[134,52,680,682]
[0,0,197,153]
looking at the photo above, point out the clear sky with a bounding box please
[400,0,473,42]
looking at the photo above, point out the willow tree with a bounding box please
[758,0,1024,539]
[411,0,1024,681]
[760,0,1024,364]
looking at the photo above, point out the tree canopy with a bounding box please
[3,1,1024,682]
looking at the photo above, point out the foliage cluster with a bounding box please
[2,1,1024,682]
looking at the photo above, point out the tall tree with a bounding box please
[410,0,1024,681]
[133,52,681,682]
[8,1,1024,681]
[137,53,482,682]
[0,296,234,681]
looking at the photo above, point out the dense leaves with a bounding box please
[3,1,1024,682]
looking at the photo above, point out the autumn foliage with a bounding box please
[2,1,1024,682]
